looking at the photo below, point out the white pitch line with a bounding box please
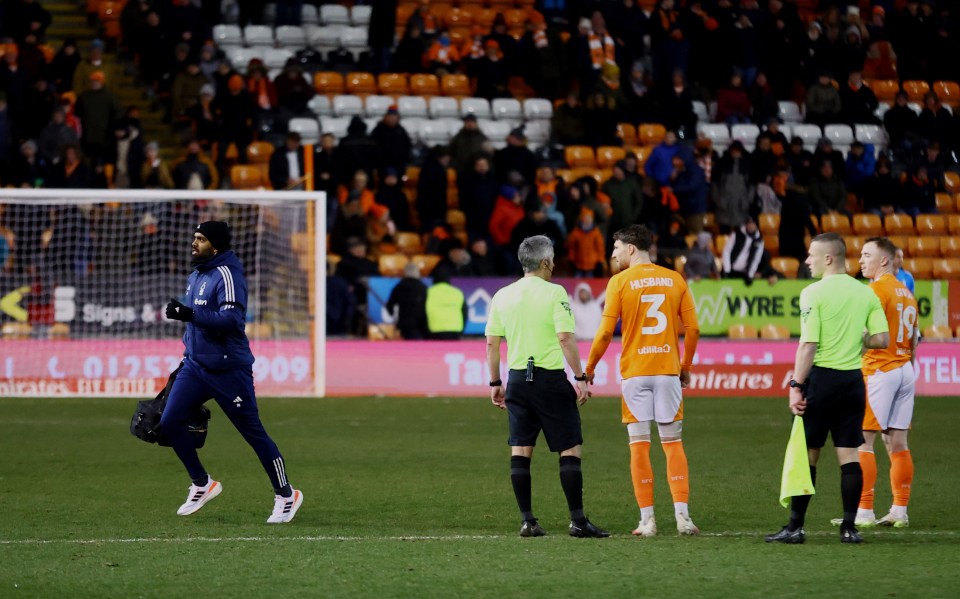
[1,530,957,546]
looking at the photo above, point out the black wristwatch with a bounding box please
[574,373,588,381]
[789,379,805,390]
[489,379,503,387]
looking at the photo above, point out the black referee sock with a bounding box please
[510,456,534,522]
[559,456,585,524]
[840,462,864,528]
[788,466,817,531]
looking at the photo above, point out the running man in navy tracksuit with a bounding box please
[162,221,303,523]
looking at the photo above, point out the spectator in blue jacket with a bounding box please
[843,141,876,199]
[161,221,303,523]
[644,129,683,187]
[671,153,709,233]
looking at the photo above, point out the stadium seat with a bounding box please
[792,124,822,152]
[307,95,332,116]
[940,236,960,258]
[367,323,400,341]
[916,214,947,235]
[492,98,523,121]
[332,95,364,117]
[523,98,553,120]
[904,257,933,279]
[1,322,32,339]
[351,4,372,26]
[231,165,264,190]
[318,116,348,139]
[313,71,345,96]
[696,123,731,152]
[907,236,941,258]
[459,97,491,120]
[639,123,667,146]
[565,146,596,168]
[863,78,899,103]
[400,117,428,143]
[378,253,409,276]
[446,209,467,231]
[420,120,452,144]
[275,25,306,48]
[364,95,394,118]
[524,121,551,147]
[309,25,345,53]
[902,80,931,103]
[759,213,780,236]
[429,96,460,119]
[227,48,264,71]
[851,213,883,236]
[778,101,802,123]
[824,124,854,154]
[846,236,865,257]
[243,25,274,47]
[771,257,799,278]
[727,324,759,339]
[933,80,960,108]
[320,4,350,25]
[263,48,293,70]
[345,72,377,96]
[949,214,960,235]
[731,124,760,151]
[906,102,923,116]
[922,325,954,340]
[821,213,852,235]
[884,213,915,235]
[874,103,890,121]
[693,100,709,122]
[246,141,274,164]
[411,254,442,275]
[441,74,471,98]
[596,146,627,169]
[617,123,638,146]
[48,322,70,339]
[397,95,428,118]
[933,258,960,279]
[759,324,790,340]
[945,172,960,193]
[301,4,319,24]
[855,124,886,149]
[288,117,320,144]
[845,257,861,276]
[213,24,243,48]
[395,232,423,256]
[377,73,409,96]
[886,235,908,255]
[340,27,370,59]
[479,120,511,148]
[410,74,440,96]
[935,193,954,214]
[763,235,779,256]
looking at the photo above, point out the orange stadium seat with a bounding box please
[863,78,899,104]
[596,146,627,169]
[617,123,638,146]
[932,258,960,279]
[902,80,931,102]
[377,73,409,96]
[821,213,852,235]
[728,324,759,339]
[638,123,667,146]
[933,80,960,108]
[759,213,780,236]
[940,236,960,258]
[378,253,409,276]
[230,165,264,190]
[845,257,861,276]
[935,192,954,213]
[395,232,423,256]
[846,236,865,257]
[314,71,345,95]
[904,258,934,279]
[922,325,954,340]
[764,235,779,257]
[885,235,908,254]
[759,324,790,340]
[907,236,941,257]
[446,209,466,230]
[441,74,471,98]
[852,213,883,236]
[771,257,799,278]
[884,213,915,235]
[246,141,274,184]
[632,145,654,168]
[410,73,440,96]
[473,7,497,29]
[945,172,960,193]
[504,8,529,35]
[916,214,947,235]
[346,72,377,96]
[410,254,441,275]
[565,146,596,168]
[98,2,122,41]
[948,214,960,235]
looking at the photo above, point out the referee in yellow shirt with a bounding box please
[485,235,609,539]
[766,233,889,545]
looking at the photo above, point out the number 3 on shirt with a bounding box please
[641,294,667,335]
[895,302,917,344]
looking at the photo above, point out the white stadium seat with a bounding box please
[401,117,428,143]
[301,4,319,25]
[365,95,395,118]
[340,26,369,60]
[693,100,709,123]
[730,124,760,152]
[213,25,243,49]
[227,48,264,70]
[778,101,803,123]
[479,119,511,148]
[332,95,364,117]
[320,116,351,139]
[697,123,731,153]
[309,25,344,53]
[792,123,823,152]
[429,96,460,119]
[824,124,854,154]
[320,4,351,26]
[274,26,306,49]
[288,117,320,145]
[874,103,890,120]
[262,48,293,70]
[460,97,492,119]
[524,120,551,145]
[492,98,522,121]
[523,98,553,120]
[308,95,332,117]
[420,119,452,145]
[397,95,428,119]
[351,5,372,27]
[243,25,274,47]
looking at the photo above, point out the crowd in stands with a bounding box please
[2,1,960,313]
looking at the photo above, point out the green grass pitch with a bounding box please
[1,395,958,598]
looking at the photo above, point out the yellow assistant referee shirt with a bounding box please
[485,277,576,370]
[799,273,888,371]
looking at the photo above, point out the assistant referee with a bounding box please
[485,235,609,539]
[766,233,889,545]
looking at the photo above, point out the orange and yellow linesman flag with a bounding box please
[780,416,815,507]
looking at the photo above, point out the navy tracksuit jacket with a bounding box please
[160,251,289,491]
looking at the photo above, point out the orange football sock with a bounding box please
[890,450,914,507]
[858,449,877,511]
[662,439,690,504]
[629,441,654,509]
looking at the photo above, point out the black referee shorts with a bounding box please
[803,365,866,449]
[505,367,582,452]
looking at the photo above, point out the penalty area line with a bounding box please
[1,530,957,545]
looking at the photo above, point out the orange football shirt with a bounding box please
[862,273,918,375]
[587,262,699,377]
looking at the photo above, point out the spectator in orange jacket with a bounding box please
[425,31,461,76]
[337,170,376,215]
[566,208,606,277]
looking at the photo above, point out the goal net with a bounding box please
[0,189,325,397]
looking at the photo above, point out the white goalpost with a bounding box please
[0,188,327,398]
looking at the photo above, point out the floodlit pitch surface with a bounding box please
[2,396,957,598]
